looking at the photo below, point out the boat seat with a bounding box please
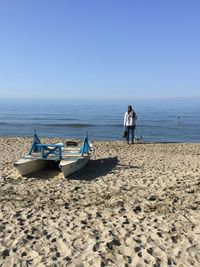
[36,143,63,160]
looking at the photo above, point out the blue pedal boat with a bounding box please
[14,132,92,178]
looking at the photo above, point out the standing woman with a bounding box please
[124,105,137,144]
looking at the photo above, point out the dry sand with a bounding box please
[0,137,200,266]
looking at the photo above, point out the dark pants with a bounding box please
[126,126,135,143]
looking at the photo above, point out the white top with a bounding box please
[124,111,137,127]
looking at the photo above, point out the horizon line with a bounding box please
[1,96,200,101]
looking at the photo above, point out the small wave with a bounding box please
[44,123,95,128]
[27,118,75,121]
[110,124,123,127]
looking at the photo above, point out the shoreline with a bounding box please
[1,137,200,266]
[0,135,199,144]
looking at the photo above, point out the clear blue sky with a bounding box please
[0,0,200,99]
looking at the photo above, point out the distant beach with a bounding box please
[1,137,200,266]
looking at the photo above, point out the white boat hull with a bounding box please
[14,158,48,176]
[59,155,90,178]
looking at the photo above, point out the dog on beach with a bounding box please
[134,136,143,143]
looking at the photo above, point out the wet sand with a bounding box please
[1,137,200,266]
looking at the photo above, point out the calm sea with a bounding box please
[0,98,200,142]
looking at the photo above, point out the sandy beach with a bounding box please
[1,137,200,266]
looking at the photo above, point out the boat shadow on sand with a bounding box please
[68,157,118,181]
[25,157,119,181]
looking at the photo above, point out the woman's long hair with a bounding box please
[128,105,132,114]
